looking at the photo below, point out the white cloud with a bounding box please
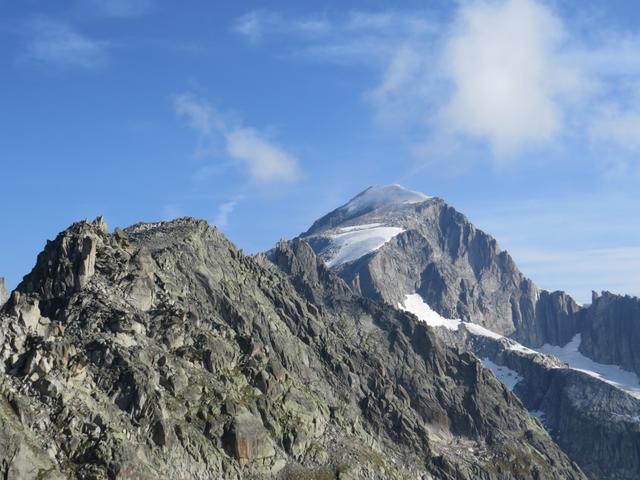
[174,92,216,136]
[233,10,331,43]
[234,11,267,43]
[225,128,300,184]
[214,200,238,228]
[174,92,301,184]
[442,0,579,155]
[234,3,640,167]
[24,19,108,68]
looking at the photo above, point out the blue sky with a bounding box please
[2,0,640,303]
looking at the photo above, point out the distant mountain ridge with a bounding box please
[301,184,580,346]
[297,184,640,480]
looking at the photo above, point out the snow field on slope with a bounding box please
[399,293,462,330]
[481,358,523,390]
[538,334,640,399]
[326,225,405,267]
[400,293,640,399]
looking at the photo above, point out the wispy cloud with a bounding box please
[233,10,332,44]
[214,200,238,228]
[23,18,108,69]
[174,92,301,185]
[234,2,640,170]
[590,103,640,152]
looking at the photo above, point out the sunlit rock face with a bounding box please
[0,217,583,479]
[301,184,580,346]
[0,278,7,307]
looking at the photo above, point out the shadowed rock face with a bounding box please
[0,218,584,479]
[579,292,640,376]
[459,331,640,480]
[301,186,580,347]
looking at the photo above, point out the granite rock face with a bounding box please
[0,278,8,307]
[579,292,640,376]
[301,185,580,346]
[461,332,640,480]
[0,217,584,479]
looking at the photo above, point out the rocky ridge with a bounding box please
[0,217,584,479]
[298,184,640,479]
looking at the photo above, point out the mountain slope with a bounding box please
[0,217,584,479]
[298,184,640,480]
[302,184,580,346]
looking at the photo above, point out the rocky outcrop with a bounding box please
[578,292,640,376]
[0,377,63,479]
[301,186,582,346]
[0,278,7,307]
[0,217,584,479]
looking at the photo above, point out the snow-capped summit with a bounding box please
[300,185,431,269]
[343,184,430,215]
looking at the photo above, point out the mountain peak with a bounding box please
[344,184,430,215]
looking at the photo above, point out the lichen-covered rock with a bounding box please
[230,409,276,466]
[0,218,584,479]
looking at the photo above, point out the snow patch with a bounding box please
[508,342,537,355]
[530,410,546,423]
[462,322,537,354]
[537,334,640,399]
[464,322,503,340]
[398,293,640,400]
[326,225,405,267]
[399,293,640,399]
[344,184,430,215]
[338,223,383,232]
[464,324,640,399]
[481,358,523,390]
[399,294,461,330]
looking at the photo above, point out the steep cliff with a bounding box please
[579,292,640,376]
